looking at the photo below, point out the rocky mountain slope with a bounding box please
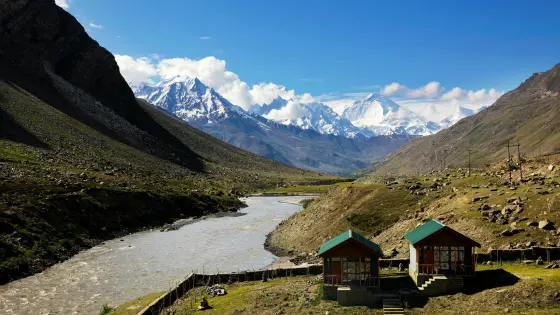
[268,162,560,259]
[251,97,363,137]
[135,77,411,174]
[373,64,560,175]
[0,0,336,284]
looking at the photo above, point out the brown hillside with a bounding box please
[374,64,560,175]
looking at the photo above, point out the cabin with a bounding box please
[405,219,481,295]
[318,230,383,305]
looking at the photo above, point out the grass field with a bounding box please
[124,263,560,314]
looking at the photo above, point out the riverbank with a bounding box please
[0,196,305,314]
[0,182,243,285]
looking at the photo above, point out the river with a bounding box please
[0,196,307,315]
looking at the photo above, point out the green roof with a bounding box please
[404,219,446,244]
[318,230,383,256]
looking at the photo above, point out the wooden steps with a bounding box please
[382,297,404,315]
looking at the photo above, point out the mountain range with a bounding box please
[132,76,487,173]
[133,78,410,174]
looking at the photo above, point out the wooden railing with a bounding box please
[417,263,475,276]
[323,275,380,287]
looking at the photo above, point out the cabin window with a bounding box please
[341,258,372,284]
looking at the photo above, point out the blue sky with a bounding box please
[58,0,560,115]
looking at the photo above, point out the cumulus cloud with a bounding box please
[380,81,444,98]
[263,100,309,121]
[115,55,306,110]
[406,81,444,98]
[250,83,296,105]
[114,55,158,85]
[440,87,466,101]
[89,23,103,29]
[55,0,69,9]
[380,82,406,96]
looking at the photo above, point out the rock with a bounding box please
[526,241,536,247]
[539,220,555,230]
[527,220,539,227]
[479,203,491,211]
[472,196,482,202]
[536,257,544,265]
[198,297,211,310]
[549,164,555,171]
[500,230,514,237]
[510,222,517,228]
[206,284,227,297]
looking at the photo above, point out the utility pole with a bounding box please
[515,142,522,181]
[506,141,513,183]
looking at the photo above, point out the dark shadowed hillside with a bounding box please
[373,64,560,175]
[0,0,336,284]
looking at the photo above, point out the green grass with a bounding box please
[263,181,362,194]
[108,292,164,315]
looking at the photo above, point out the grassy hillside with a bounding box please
[268,159,560,257]
[0,0,337,284]
[0,80,336,284]
[373,64,560,176]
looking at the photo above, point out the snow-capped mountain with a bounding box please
[132,75,247,123]
[251,98,363,137]
[342,93,440,136]
[438,105,476,129]
[133,76,410,174]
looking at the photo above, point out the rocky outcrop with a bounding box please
[0,0,135,119]
[0,0,204,171]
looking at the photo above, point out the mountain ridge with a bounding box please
[372,63,560,175]
[135,76,411,174]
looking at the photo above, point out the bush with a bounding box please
[99,304,112,315]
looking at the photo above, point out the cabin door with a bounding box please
[331,260,341,285]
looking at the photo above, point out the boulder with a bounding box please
[539,220,555,230]
[479,203,491,211]
[500,230,514,237]
[526,241,536,247]
[206,284,228,297]
[198,297,211,310]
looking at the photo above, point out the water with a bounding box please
[0,196,305,315]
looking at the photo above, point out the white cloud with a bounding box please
[250,83,296,105]
[380,82,406,96]
[263,100,308,121]
[89,23,103,29]
[406,81,444,98]
[440,87,466,101]
[399,87,504,122]
[55,0,69,9]
[115,55,306,110]
[114,55,158,85]
[200,36,212,40]
[115,53,504,121]
[380,81,444,98]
